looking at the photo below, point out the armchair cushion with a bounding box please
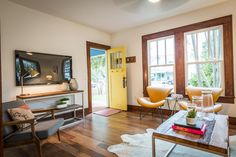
[7,105,35,130]
[4,118,64,143]
[186,86,223,103]
[3,100,26,138]
[137,97,165,108]
[147,86,173,102]
[178,101,223,113]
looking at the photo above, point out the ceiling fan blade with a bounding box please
[122,0,148,13]
[117,0,189,14]
[113,0,139,6]
[156,0,189,11]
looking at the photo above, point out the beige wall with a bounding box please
[111,0,236,117]
[0,0,111,107]
[1,0,236,116]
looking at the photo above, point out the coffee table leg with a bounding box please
[164,144,176,157]
[152,136,155,157]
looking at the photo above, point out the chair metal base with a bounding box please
[139,106,164,123]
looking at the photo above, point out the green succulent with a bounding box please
[57,101,67,105]
[187,108,197,118]
[60,98,69,101]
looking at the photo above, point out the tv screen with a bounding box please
[15,50,72,86]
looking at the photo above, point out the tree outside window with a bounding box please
[185,26,224,88]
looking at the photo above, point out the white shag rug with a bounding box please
[107,129,221,157]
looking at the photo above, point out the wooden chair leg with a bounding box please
[35,137,42,157]
[57,130,61,141]
[159,107,164,123]
[139,107,142,120]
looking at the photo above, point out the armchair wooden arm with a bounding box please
[3,118,35,126]
[32,108,56,119]
[3,118,39,146]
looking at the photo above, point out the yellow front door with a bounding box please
[108,47,127,111]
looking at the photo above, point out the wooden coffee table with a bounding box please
[152,111,229,157]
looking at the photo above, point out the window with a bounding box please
[185,26,224,89]
[63,59,72,81]
[148,36,175,89]
[142,15,234,103]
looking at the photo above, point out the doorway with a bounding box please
[90,48,108,111]
[86,42,110,113]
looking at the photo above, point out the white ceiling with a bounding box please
[9,0,228,33]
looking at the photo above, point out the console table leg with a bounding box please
[82,92,85,119]
[152,136,155,157]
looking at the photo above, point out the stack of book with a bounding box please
[172,119,207,135]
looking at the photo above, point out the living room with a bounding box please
[1,0,236,157]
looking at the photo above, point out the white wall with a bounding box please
[111,0,236,117]
[0,0,111,107]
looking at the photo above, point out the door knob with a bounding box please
[123,77,127,88]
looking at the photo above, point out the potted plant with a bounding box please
[60,98,70,105]
[186,108,197,125]
[56,101,68,109]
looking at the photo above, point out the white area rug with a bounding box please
[108,129,221,157]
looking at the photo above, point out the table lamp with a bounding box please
[20,68,40,96]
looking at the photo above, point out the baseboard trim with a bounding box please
[128,105,172,116]
[128,105,236,125]
[229,117,236,125]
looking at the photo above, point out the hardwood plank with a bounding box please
[3,111,236,157]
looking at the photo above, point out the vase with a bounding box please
[69,78,78,91]
[202,90,215,121]
[61,82,69,91]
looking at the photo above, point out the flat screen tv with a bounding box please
[15,50,72,86]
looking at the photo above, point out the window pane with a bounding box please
[166,38,175,64]
[150,66,174,88]
[186,26,223,62]
[158,40,165,65]
[186,34,196,62]
[187,63,222,88]
[149,41,157,65]
[197,32,208,61]
[209,28,222,60]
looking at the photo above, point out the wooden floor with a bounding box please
[4,111,236,157]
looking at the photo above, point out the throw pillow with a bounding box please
[8,104,35,130]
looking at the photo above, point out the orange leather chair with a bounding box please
[137,86,173,122]
[178,86,223,113]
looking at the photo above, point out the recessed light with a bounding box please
[148,0,161,3]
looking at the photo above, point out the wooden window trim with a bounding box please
[142,15,234,103]
[86,41,111,113]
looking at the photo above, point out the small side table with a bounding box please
[166,94,184,116]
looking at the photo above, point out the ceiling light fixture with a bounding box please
[148,0,161,3]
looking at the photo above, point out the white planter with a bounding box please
[56,103,68,109]
[186,117,196,125]
[62,100,70,105]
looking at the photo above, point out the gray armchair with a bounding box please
[3,100,64,157]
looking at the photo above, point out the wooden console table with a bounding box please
[16,90,85,127]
